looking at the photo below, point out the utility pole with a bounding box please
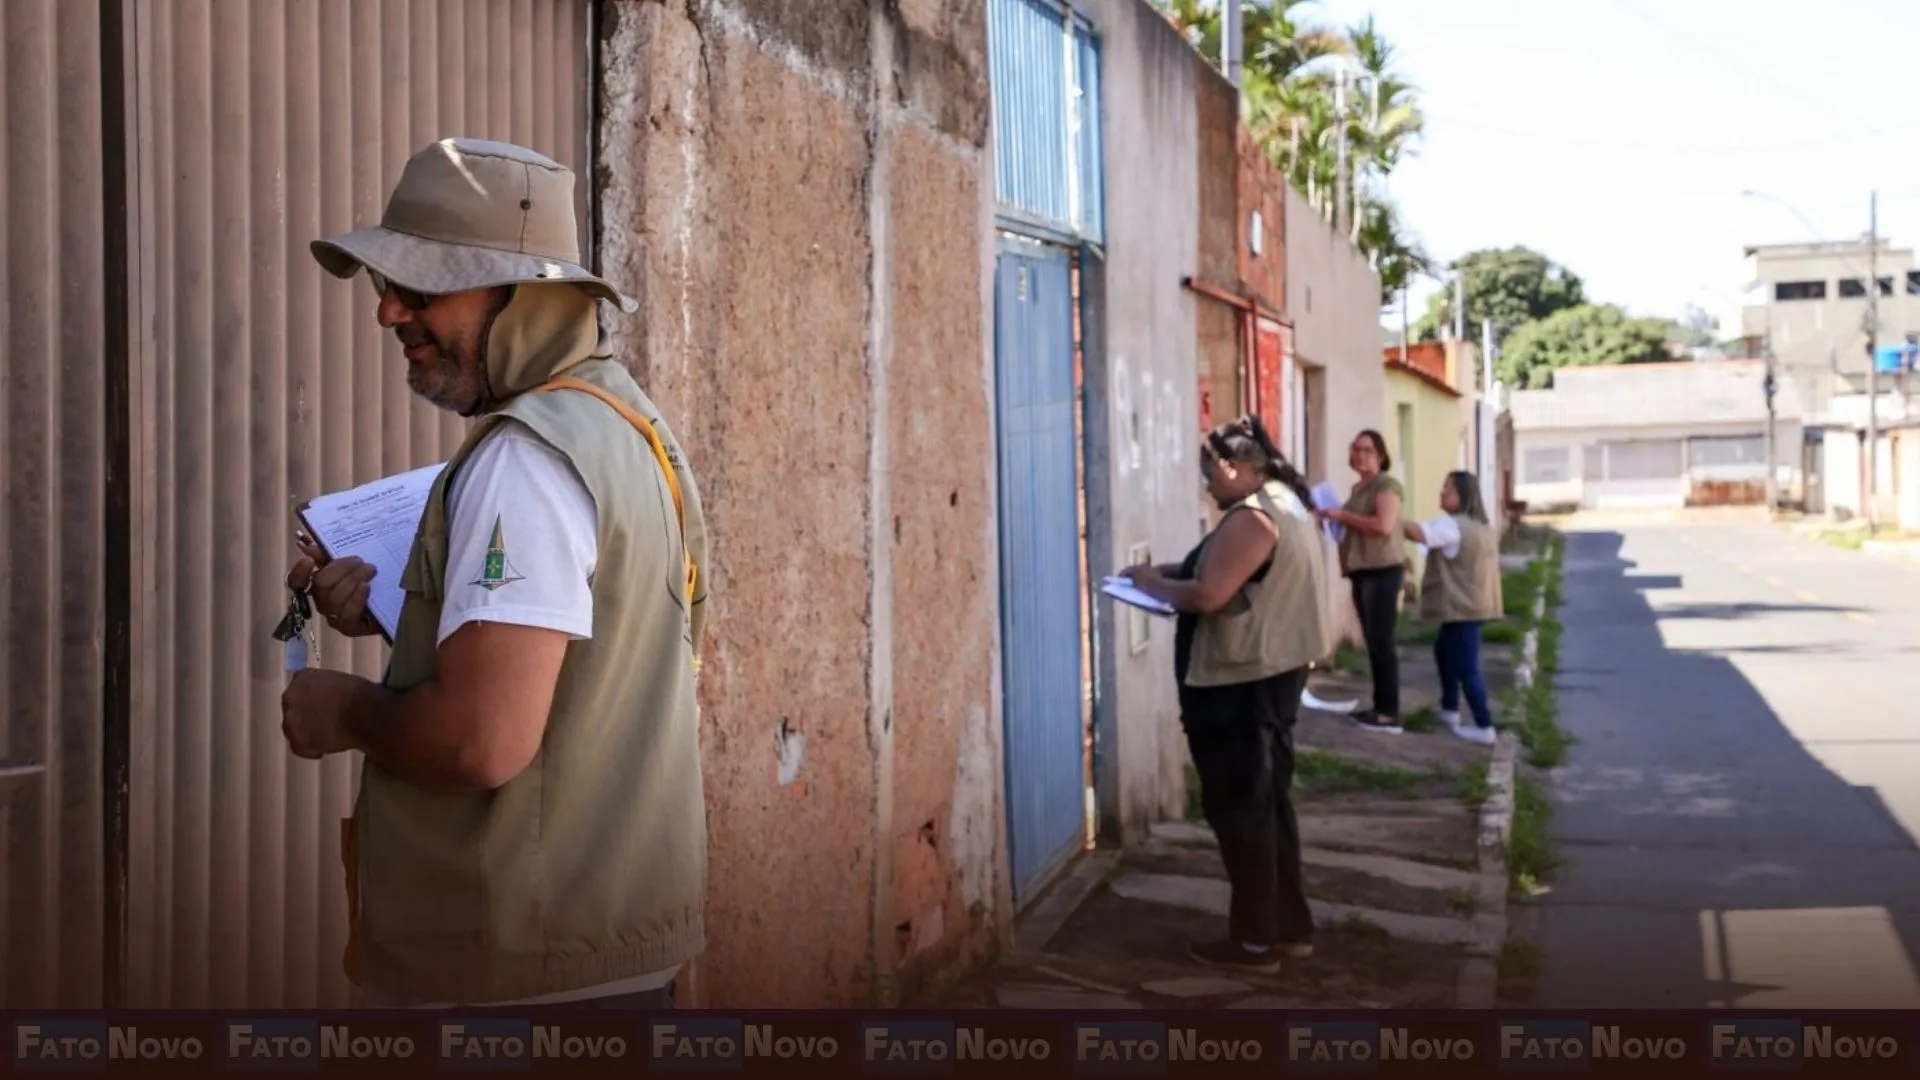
[1763,325,1778,513]
[1482,318,1498,530]
[1221,0,1242,90]
[1333,67,1349,235]
[1453,270,1466,344]
[1867,190,1880,532]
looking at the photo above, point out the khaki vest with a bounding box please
[1338,473,1406,575]
[1186,482,1334,687]
[341,353,710,1005]
[1419,513,1503,623]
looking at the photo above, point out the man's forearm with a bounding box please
[344,679,495,795]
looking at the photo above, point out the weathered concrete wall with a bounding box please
[1194,56,1241,436]
[1081,0,1206,844]
[1284,186,1383,649]
[1236,128,1287,312]
[1285,186,1384,489]
[595,0,1004,1007]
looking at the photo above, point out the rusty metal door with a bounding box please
[2,0,594,1011]
[118,0,597,1009]
[1,0,116,1010]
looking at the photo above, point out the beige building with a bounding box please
[1509,361,1803,512]
[1740,237,1920,418]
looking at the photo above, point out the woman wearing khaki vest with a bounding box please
[1316,429,1406,733]
[1403,470,1505,746]
[1122,416,1332,975]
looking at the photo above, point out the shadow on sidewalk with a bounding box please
[1532,529,1920,1009]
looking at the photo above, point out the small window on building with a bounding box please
[1523,447,1571,484]
[1838,277,1894,298]
[1775,280,1827,301]
[1907,270,1920,295]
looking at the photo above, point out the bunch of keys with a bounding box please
[273,583,320,673]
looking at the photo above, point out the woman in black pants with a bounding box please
[1316,430,1406,733]
[1123,416,1332,974]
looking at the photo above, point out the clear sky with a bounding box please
[1310,0,1920,334]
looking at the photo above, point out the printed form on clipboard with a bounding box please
[296,462,447,643]
[1101,575,1176,617]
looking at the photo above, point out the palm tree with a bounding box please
[1151,1,1428,291]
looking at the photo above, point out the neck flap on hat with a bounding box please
[482,283,604,404]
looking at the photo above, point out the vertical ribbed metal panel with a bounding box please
[123,0,591,1009]
[994,242,1086,905]
[1,0,110,1011]
[1071,21,1104,244]
[989,0,1071,231]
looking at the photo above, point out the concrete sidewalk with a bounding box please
[941,623,1534,1010]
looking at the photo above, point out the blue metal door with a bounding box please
[994,242,1085,905]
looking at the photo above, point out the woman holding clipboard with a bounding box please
[1121,416,1333,975]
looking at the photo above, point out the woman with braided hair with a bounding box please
[1121,415,1332,974]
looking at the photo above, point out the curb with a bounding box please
[1454,573,1549,1008]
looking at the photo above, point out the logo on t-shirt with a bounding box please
[472,514,527,592]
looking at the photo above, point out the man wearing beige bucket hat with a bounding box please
[279,137,709,1009]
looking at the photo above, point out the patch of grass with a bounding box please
[1294,749,1441,798]
[1184,763,1204,821]
[1332,641,1369,674]
[1457,761,1490,808]
[1822,530,1867,550]
[1396,612,1439,645]
[1446,889,1481,917]
[1502,569,1538,619]
[1508,681,1573,769]
[1482,620,1524,646]
[1401,704,1442,734]
[1498,938,1542,980]
[1506,774,1560,898]
[1336,913,1390,939]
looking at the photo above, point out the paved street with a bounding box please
[1535,518,1920,1009]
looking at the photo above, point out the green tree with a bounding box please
[1415,246,1585,341]
[1154,1,1429,299]
[1498,304,1672,389]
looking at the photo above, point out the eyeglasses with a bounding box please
[368,270,432,312]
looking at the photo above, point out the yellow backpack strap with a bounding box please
[534,376,699,604]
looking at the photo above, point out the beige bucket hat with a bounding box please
[311,137,636,313]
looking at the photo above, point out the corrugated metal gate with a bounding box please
[994,243,1085,903]
[3,0,592,1009]
[988,0,1104,905]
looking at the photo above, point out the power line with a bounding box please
[1606,0,1825,114]
[1422,111,1920,156]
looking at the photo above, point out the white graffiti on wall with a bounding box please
[1112,353,1189,508]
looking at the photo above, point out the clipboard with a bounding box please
[293,462,447,645]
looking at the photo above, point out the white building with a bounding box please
[1508,360,1804,512]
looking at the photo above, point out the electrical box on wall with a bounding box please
[1126,542,1152,656]
[1250,211,1264,256]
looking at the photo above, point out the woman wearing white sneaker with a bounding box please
[1403,471,1503,747]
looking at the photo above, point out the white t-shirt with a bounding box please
[364,420,680,1007]
[438,421,599,647]
[1419,514,1463,560]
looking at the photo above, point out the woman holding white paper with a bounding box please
[1121,416,1332,975]
[1402,471,1504,746]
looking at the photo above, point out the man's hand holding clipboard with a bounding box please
[287,526,385,642]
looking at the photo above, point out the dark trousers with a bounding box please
[1435,621,1493,729]
[1182,667,1314,948]
[1349,565,1403,718]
